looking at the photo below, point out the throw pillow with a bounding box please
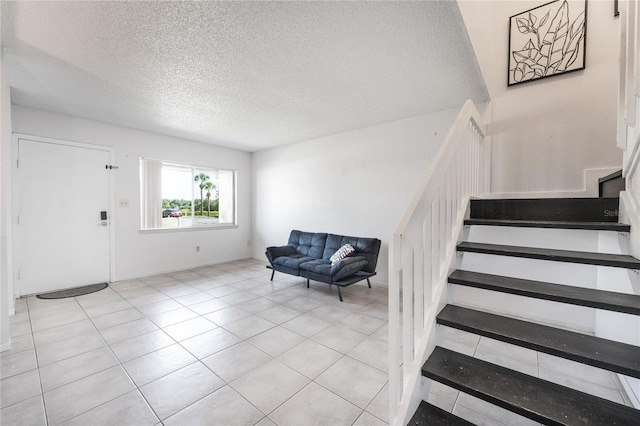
[330,244,355,264]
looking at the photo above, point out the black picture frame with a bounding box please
[508,0,588,87]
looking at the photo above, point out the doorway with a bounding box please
[14,136,114,296]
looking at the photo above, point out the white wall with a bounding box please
[252,108,460,285]
[1,48,12,351]
[11,105,252,286]
[459,0,622,196]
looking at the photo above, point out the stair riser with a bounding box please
[424,382,540,426]
[465,226,627,255]
[437,324,628,403]
[448,284,597,334]
[470,198,621,222]
[459,252,599,289]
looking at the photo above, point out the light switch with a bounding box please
[119,200,129,207]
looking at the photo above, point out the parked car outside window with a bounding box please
[162,209,183,218]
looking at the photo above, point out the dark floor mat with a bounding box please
[36,283,108,299]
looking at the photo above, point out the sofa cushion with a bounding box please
[273,254,316,271]
[288,230,327,259]
[299,256,369,282]
[330,244,355,264]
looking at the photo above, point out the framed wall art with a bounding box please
[508,0,587,86]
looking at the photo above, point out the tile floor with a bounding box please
[429,325,635,426]
[1,259,390,426]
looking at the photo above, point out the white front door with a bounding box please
[17,137,111,295]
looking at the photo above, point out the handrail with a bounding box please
[389,100,488,425]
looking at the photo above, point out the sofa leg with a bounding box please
[337,287,343,302]
[270,270,275,281]
[366,278,371,288]
[306,279,310,289]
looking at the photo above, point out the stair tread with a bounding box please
[437,304,640,378]
[423,347,640,426]
[408,401,473,426]
[464,218,631,232]
[449,270,640,315]
[457,241,640,269]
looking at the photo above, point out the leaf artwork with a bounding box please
[509,0,586,85]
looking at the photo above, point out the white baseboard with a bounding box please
[114,256,255,282]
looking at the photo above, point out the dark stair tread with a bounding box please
[448,270,640,315]
[464,218,631,232]
[457,241,640,269]
[437,305,640,379]
[423,347,640,426]
[408,401,473,426]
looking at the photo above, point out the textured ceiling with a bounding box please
[1,1,488,152]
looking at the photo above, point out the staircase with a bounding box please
[409,198,640,425]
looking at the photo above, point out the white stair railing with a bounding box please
[389,100,488,425]
[617,0,640,408]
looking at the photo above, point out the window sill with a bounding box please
[139,224,238,234]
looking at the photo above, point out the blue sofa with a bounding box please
[265,230,381,301]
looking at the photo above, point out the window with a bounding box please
[140,158,236,230]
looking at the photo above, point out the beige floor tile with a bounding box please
[60,390,159,426]
[123,344,197,386]
[365,381,389,423]
[315,356,388,409]
[90,308,145,330]
[162,317,217,341]
[202,342,272,382]
[30,309,88,333]
[0,349,37,379]
[32,319,96,348]
[100,318,159,345]
[82,299,133,318]
[311,324,368,354]
[188,298,231,316]
[39,347,119,392]
[173,291,214,306]
[340,312,386,335]
[354,411,387,426]
[281,312,331,338]
[348,336,388,373]
[269,382,361,426]
[180,327,242,359]
[0,394,46,426]
[1,369,42,409]
[204,306,252,326]
[247,327,305,357]
[277,339,342,379]
[164,385,264,426]
[43,366,135,425]
[109,329,175,363]
[146,307,199,328]
[223,315,276,339]
[310,303,353,322]
[35,331,106,367]
[140,362,224,420]
[230,359,310,414]
[219,291,260,305]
